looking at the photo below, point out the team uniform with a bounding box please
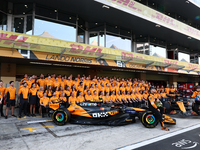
[18,87,29,116]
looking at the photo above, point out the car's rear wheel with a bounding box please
[52,109,71,126]
[141,111,159,128]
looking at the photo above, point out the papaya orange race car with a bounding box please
[47,101,176,128]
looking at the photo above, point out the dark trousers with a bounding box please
[0,98,4,116]
[149,106,163,127]
[19,99,28,116]
[41,106,48,115]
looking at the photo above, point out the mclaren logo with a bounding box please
[92,112,108,118]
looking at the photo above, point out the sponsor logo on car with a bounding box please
[92,112,109,118]
[80,102,98,107]
[125,110,137,114]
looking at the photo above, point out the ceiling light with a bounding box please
[152,3,154,5]
[168,13,170,15]
[24,5,28,8]
[115,26,117,28]
[55,10,57,12]
[69,17,71,19]
[53,64,72,67]
[23,12,25,15]
[19,22,21,24]
[30,62,52,65]
[128,32,130,33]
[21,18,23,20]
[140,35,142,37]
[102,5,110,9]
[188,36,192,39]
[95,23,98,25]
[155,24,161,27]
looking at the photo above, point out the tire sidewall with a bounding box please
[52,109,68,126]
[141,111,159,128]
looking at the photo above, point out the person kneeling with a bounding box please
[40,93,51,117]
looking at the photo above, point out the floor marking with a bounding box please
[20,125,54,132]
[117,124,200,150]
[18,116,41,119]
[27,120,52,124]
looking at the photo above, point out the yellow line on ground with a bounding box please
[18,116,42,119]
[20,125,54,132]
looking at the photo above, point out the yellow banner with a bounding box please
[0,30,200,73]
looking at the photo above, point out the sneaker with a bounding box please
[33,114,36,117]
[12,114,17,117]
[5,116,7,119]
[1,114,5,117]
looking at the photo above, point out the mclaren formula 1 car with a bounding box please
[47,101,176,128]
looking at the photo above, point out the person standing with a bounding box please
[0,80,5,117]
[29,83,37,117]
[18,82,29,118]
[5,81,17,119]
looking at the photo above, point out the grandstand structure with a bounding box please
[0,0,200,87]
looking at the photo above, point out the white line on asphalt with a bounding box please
[117,124,200,150]
[27,120,52,124]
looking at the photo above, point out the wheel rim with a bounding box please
[55,113,65,122]
[146,114,155,124]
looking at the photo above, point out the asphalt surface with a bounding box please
[1,108,200,150]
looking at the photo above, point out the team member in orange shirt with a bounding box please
[165,85,170,94]
[116,91,122,104]
[55,87,60,97]
[90,84,96,96]
[110,91,116,103]
[121,91,128,106]
[105,83,110,94]
[92,90,99,102]
[99,83,105,96]
[38,74,45,90]
[170,85,176,94]
[53,77,60,90]
[94,84,99,96]
[60,77,65,90]
[5,81,17,119]
[40,92,51,117]
[77,82,84,96]
[77,92,85,103]
[18,82,29,118]
[85,90,93,101]
[126,91,133,106]
[125,83,131,93]
[60,92,67,103]
[27,77,33,89]
[84,86,89,96]
[50,92,59,103]
[45,85,53,98]
[45,75,53,89]
[103,92,111,103]
[71,85,77,97]
[20,74,28,84]
[68,92,77,106]
[0,80,6,117]
[110,83,115,95]
[29,83,37,117]
[135,90,142,108]
[161,90,168,102]
[119,83,125,94]
[130,90,137,107]
[73,78,79,90]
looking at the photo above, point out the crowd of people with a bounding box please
[0,74,177,120]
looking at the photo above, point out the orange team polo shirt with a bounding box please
[64,90,71,97]
[121,94,126,100]
[140,87,145,91]
[58,78,62,82]
[69,96,77,105]
[105,87,110,93]
[51,78,56,82]
[77,96,85,103]
[90,88,95,95]
[116,94,122,101]
[125,87,131,92]
[27,81,33,89]
[55,91,60,97]
[165,88,170,94]
[154,94,158,99]
[157,94,161,99]
[6,86,16,100]
[99,87,105,93]
[50,97,59,103]
[40,97,50,105]
[110,87,115,93]
[38,79,45,89]
[60,81,65,89]
[0,86,6,97]
[29,88,37,96]
[103,96,110,102]
[143,93,148,99]
[53,82,60,88]
[71,91,77,97]
[136,94,142,100]
[65,80,72,88]
[77,86,84,93]
[161,93,166,98]
[60,97,67,102]
[92,95,99,101]
[130,94,136,99]
[126,94,131,99]
[73,82,79,89]
[95,88,99,95]
[110,95,116,101]
[37,91,44,98]
[45,80,53,87]
[20,78,28,84]
[85,95,93,101]
[170,88,176,93]
[120,87,125,93]
[19,87,29,99]
[84,81,90,87]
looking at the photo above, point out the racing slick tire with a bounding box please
[52,109,71,126]
[141,111,159,128]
